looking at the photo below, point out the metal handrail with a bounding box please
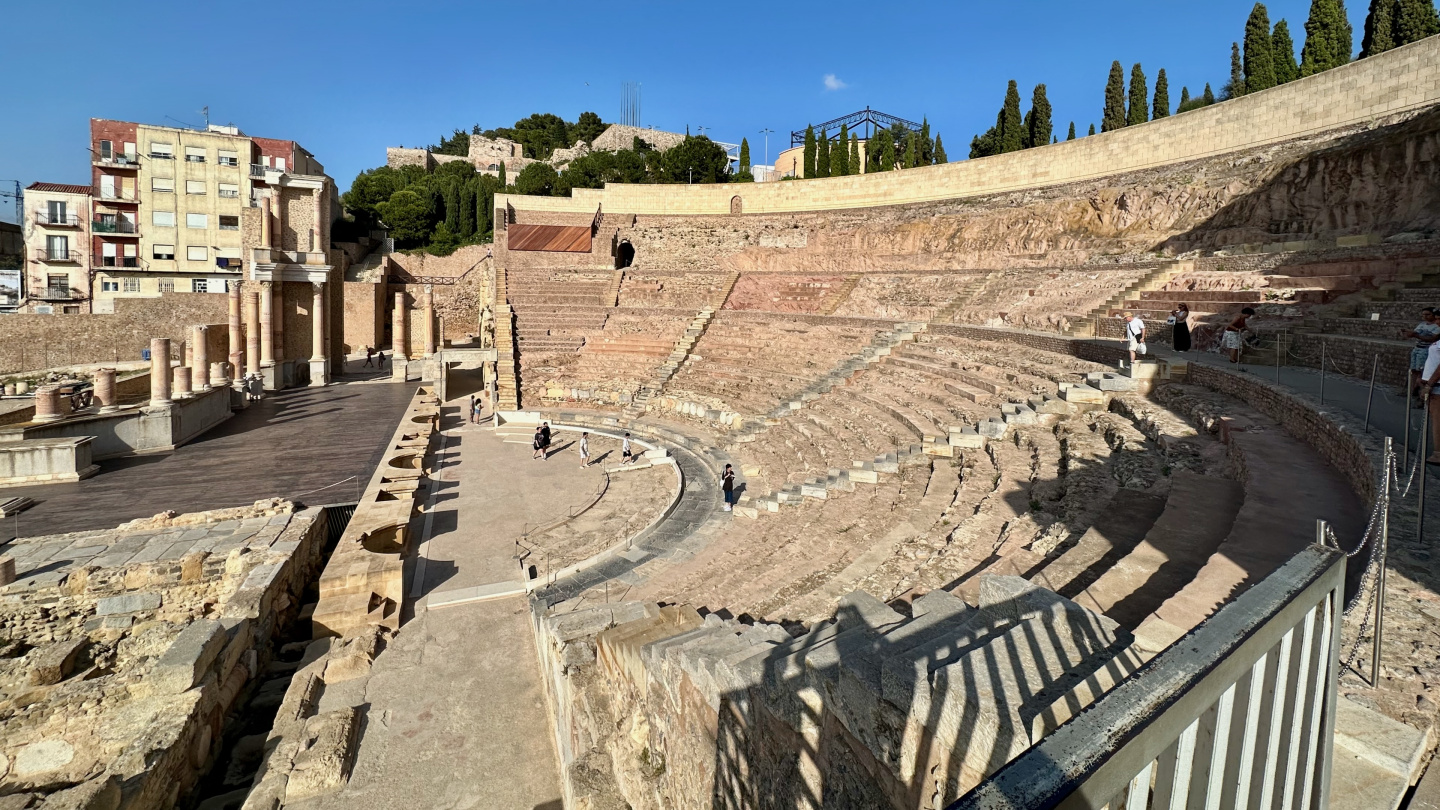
[35,213,80,227]
[92,219,138,234]
[34,249,84,262]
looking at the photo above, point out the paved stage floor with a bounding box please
[1,377,418,540]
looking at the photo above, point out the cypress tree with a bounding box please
[1000,80,1024,152]
[1273,20,1301,82]
[803,125,817,178]
[817,128,831,177]
[902,132,919,168]
[933,136,947,164]
[1300,0,1354,77]
[739,138,751,174]
[833,125,849,176]
[1180,86,1192,106]
[880,129,897,170]
[1227,42,1246,97]
[1089,123,1096,135]
[1067,121,1076,140]
[459,178,477,238]
[849,135,861,174]
[443,178,461,233]
[498,161,506,188]
[1153,69,1171,118]
[1021,109,1034,149]
[1028,84,1053,148]
[1204,83,1217,103]
[1102,61,1127,131]
[970,111,1002,158]
[1362,0,1398,54]
[919,118,934,164]
[1393,0,1440,44]
[1244,4,1278,93]
[1127,64,1149,125]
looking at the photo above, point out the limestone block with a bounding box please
[322,627,386,684]
[95,592,161,616]
[978,419,1008,439]
[1123,362,1163,381]
[37,775,120,810]
[0,556,14,586]
[151,619,228,694]
[923,438,954,457]
[1059,384,1106,404]
[27,638,87,686]
[849,465,880,484]
[12,739,75,778]
[1000,404,1037,425]
[801,480,828,499]
[282,708,361,801]
[949,428,986,450]
[874,453,900,474]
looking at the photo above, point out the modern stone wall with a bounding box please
[499,36,1440,216]
[0,295,229,374]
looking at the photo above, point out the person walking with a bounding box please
[1123,312,1147,365]
[1169,304,1192,353]
[1222,307,1256,364]
[377,351,387,369]
[621,432,634,465]
[578,432,590,468]
[540,422,552,461]
[721,464,736,511]
[363,347,375,367]
[532,425,545,460]
[1401,307,1440,404]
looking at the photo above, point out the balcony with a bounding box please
[35,212,81,227]
[95,188,138,204]
[249,164,285,181]
[252,247,327,266]
[92,219,139,235]
[93,154,141,170]
[98,256,145,270]
[36,287,85,302]
[34,249,84,263]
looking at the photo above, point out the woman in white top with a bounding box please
[578,432,590,469]
[1422,339,1440,465]
[1401,307,1440,404]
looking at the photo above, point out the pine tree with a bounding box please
[834,125,849,176]
[1393,0,1440,44]
[803,125,817,178]
[1127,64,1149,125]
[933,135,947,164]
[1089,123,1096,135]
[1067,121,1076,140]
[1153,69,1171,118]
[1102,61,1127,131]
[1362,0,1398,54]
[1001,80,1024,152]
[1300,0,1354,77]
[1028,84,1053,147]
[1244,4,1278,93]
[739,138,751,174]
[1273,20,1301,82]
[817,128,831,177]
[1227,42,1247,97]
[849,135,861,174]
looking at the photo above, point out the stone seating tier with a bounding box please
[616,270,734,310]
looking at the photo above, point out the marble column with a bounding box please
[93,368,117,411]
[273,282,286,366]
[423,285,436,357]
[149,338,172,406]
[210,361,230,388]
[33,385,64,422]
[192,325,210,391]
[259,282,274,366]
[228,282,244,385]
[309,282,328,386]
[172,366,192,398]
[261,196,273,249]
[393,291,409,359]
[244,290,261,376]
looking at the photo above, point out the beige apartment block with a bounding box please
[21,183,93,314]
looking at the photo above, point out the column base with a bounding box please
[261,363,281,391]
[308,358,330,387]
[391,359,413,382]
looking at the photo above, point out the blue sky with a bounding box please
[0,0,1369,220]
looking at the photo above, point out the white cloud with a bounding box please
[823,74,847,91]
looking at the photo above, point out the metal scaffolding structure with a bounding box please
[790,107,922,146]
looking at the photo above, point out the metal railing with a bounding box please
[96,154,140,168]
[951,544,1344,810]
[92,219,137,234]
[99,256,142,269]
[95,189,137,202]
[34,249,83,262]
[35,213,80,227]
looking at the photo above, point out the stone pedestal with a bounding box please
[192,325,210,391]
[172,366,193,398]
[149,338,172,407]
[210,361,230,389]
[33,385,65,423]
[93,368,117,412]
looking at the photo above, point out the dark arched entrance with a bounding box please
[616,240,635,269]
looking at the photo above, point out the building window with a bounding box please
[122,278,141,293]
[47,274,69,296]
[218,150,239,166]
[101,280,119,292]
[99,140,113,159]
[184,146,206,163]
[218,183,239,198]
[219,215,239,231]
[152,211,176,227]
[186,180,206,195]
[159,279,175,292]
[186,213,207,228]
[152,177,174,193]
[187,246,208,261]
[192,279,209,293]
[149,142,173,159]
[153,244,175,260]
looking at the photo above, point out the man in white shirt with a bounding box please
[1124,312,1147,365]
[1422,339,1440,465]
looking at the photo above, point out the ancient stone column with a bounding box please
[393,291,409,359]
[149,338,172,406]
[172,366,192,398]
[210,361,230,388]
[259,282,274,366]
[228,282,243,383]
[179,339,190,370]
[261,196,273,249]
[93,368,117,411]
[272,283,286,364]
[33,385,64,422]
[438,316,446,351]
[309,282,328,386]
[244,290,261,376]
[192,325,210,391]
[423,285,436,357]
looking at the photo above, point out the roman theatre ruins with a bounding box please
[3,34,1440,810]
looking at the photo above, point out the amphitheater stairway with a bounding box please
[624,307,717,418]
[1064,261,1190,337]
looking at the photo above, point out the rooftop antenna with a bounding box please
[0,180,20,225]
[200,106,210,129]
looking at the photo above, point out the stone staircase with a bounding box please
[623,307,717,418]
[932,272,994,324]
[1064,261,1191,337]
[605,270,623,306]
[494,269,520,409]
[819,274,861,315]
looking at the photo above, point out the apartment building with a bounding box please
[88,119,335,310]
[21,183,94,313]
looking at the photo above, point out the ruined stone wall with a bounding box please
[343,280,386,353]
[0,295,229,374]
[387,245,491,346]
[385,147,433,171]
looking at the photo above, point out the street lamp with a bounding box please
[760,128,774,169]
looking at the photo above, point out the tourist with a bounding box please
[721,464,736,512]
[1169,304,1192,353]
[1124,312,1147,365]
[621,433,634,465]
[540,422,552,461]
[1401,308,1440,404]
[472,397,483,423]
[579,432,590,468]
[377,351,387,369]
[363,347,375,367]
[1222,307,1256,363]
[1422,337,1440,465]
[532,426,545,460]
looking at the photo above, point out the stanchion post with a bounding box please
[1364,354,1379,432]
[1405,384,1413,471]
[1320,339,1327,405]
[1275,332,1282,384]
[1373,437,1392,686]
[1419,398,1430,545]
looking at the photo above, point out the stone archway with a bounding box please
[730,195,743,215]
[616,240,635,269]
